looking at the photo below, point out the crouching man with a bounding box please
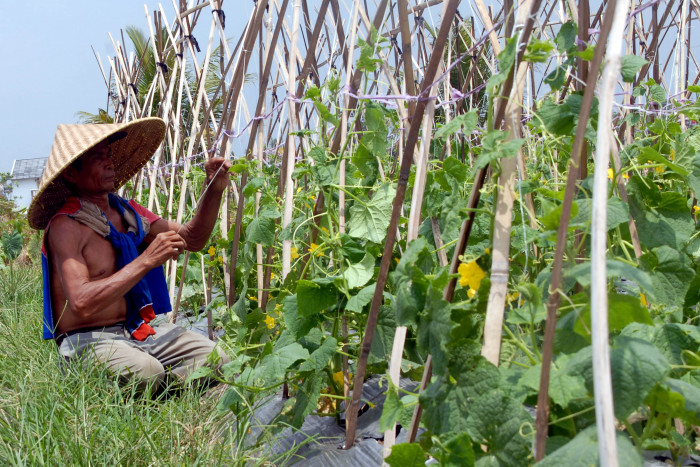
[28,117,230,391]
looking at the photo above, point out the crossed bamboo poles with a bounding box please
[95,0,699,463]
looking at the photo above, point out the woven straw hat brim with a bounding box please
[28,117,166,230]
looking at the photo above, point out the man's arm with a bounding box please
[148,157,231,251]
[48,215,186,319]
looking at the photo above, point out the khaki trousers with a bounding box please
[57,323,229,391]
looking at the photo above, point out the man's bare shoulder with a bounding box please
[47,215,91,254]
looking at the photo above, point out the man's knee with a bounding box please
[119,353,166,389]
[93,342,166,390]
[168,331,230,380]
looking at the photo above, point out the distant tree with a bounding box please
[0,172,14,199]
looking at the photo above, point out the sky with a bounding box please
[0,1,156,173]
[0,1,250,174]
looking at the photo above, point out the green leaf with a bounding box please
[573,44,595,61]
[379,383,404,432]
[185,365,213,383]
[285,373,324,429]
[465,389,533,466]
[347,183,396,243]
[487,37,518,92]
[540,198,578,232]
[417,272,454,376]
[296,279,338,318]
[434,109,478,140]
[357,37,382,72]
[363,103,389,157]
[392,238,434,325]
[637,146,688,176]
[343,252,375,289]
[519,359,588,408]
[1,231,22,261]
[256,343,310,383]
[242,177,265,196]
[628,177,694,250]
[221,354,253,380]
[312,100,339,126]
[386,443,426,467]
[299,337,337,373]
[649,83,666,103]
[524,39,555,63]
[369,305,397,364]
[245,217,275,246]
[474,130,523,169]
[545,65,567,90]
[282,294,321,339]
[570,196,630,231]
[536,426,643,466]
[443,156,469,183]
[640,246,694,311]
[351,142,378,184]
[437,433,475,467]
[572,293,653,339]
[346,283,376,313]
[420,377,470,434]
[620,55,648,83]
[555,21,577,53]
[609,336,670,419]
[649,323,700,366]
[217,387,246,413]
[647,378,700,425]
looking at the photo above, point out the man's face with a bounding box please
[65,141,116,195]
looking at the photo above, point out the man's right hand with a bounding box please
[142,231,187,268]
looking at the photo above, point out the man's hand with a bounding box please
[141,231,187,268]
[204,157,232,192]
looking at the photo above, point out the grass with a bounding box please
[0,264,266,466]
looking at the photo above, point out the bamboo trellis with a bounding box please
[94,0,700,463]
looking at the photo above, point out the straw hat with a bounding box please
[28,117,166,230]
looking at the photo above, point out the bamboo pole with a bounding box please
[407,0,546,443]
[481,0,532,365]
[384,84,437,459]
[590,2,630,465]
[535,0,620,458]
[281,1,303,281]
[344,0,461,449]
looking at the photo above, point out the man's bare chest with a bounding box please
[81,231,119,279]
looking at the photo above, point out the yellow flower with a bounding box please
[458,261,486,291]
[333,371,353,386]
[622,172,630,180]
[507,291,520,302]
[640,293,648,307]
[290,246,300,260]
[297,186,303,193]
[309,243,323,257]
[207,245,216,257]
[320,226,329,234]
[607,168,614,180]
[655,165,664,173]
[484,248,490,254]
[264,314,275,329]
[218,256,223,263]
[467,288,477,299]
[694,206,700,215]
[249,295,258,302]
[271,272,275,279]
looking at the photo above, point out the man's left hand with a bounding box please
[204,157,232,192]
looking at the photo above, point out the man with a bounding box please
[28,117,230,391]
